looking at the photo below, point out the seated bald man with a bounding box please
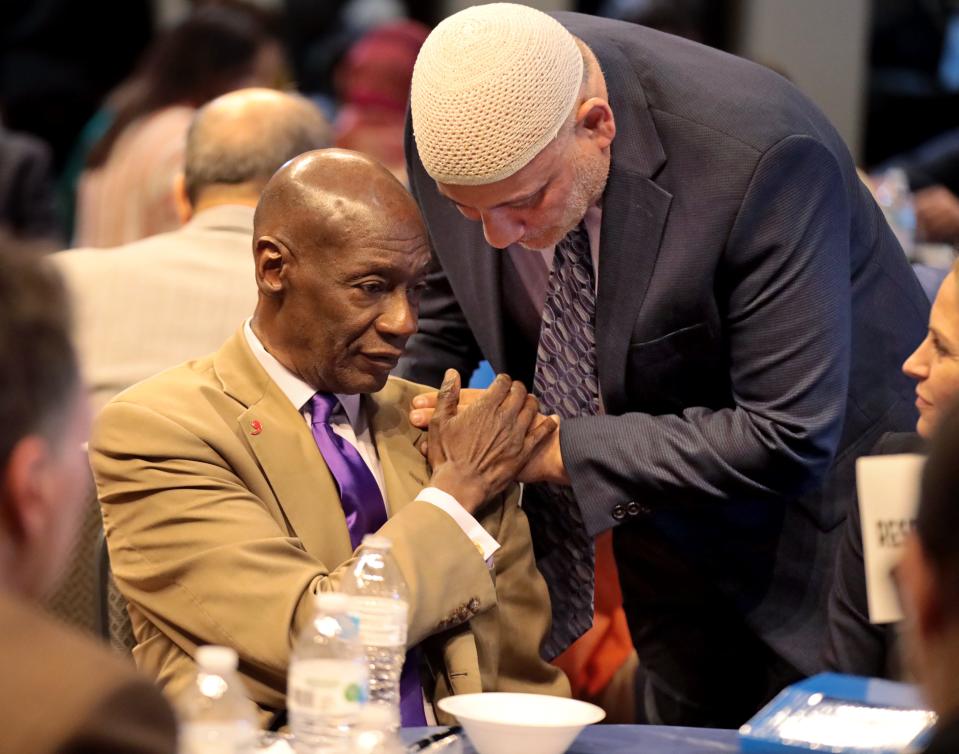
[90,149,569,723]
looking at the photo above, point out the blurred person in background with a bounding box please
[72,2,287,248]
[0,0,152,174]
[590,0,732,48]
[0,115,60,243]
[825,259,959,678]
[896,397,959,754]
[0,248,176,754]
[283,0,440,113]
[333,19,428,185]
[893,128,959,245]
[916,186,959,245]
[54,87,331,413]
[864,0,959,168]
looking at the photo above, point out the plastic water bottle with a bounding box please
[874,167,917,259]
[351,705,405,754]
[176,645,258,754]
[342,534,409,719]
[288,592,367,754]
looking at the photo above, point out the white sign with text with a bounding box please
[856,453,925,624]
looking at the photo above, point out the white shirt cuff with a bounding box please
[416,486,501,562]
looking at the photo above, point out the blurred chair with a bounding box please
[97,530,136,653]
[45,484,135,654]
[45,489,103,635]
[333,19,428,185]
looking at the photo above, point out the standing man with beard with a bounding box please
[399,3,930,727]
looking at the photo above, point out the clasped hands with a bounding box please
[416,369,569,514]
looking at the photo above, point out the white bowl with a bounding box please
[437,693,605,754]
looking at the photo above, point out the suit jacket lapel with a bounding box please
[365,380,430,514]
[213,331,354,564]
[454,224,508,373]
[212,339,488,699]
[593,37,673,411]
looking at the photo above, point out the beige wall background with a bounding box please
[732,0,871,162]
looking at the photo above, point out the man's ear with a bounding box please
[0,436,52,549]
[254,236,290,297]
[575,97,616,150]
[173,172,193,225]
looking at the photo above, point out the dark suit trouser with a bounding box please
[615,519,802,728]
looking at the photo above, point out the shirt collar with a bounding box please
[243,318,362,424]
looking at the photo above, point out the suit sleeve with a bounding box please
[821,496,896,677]
[475,486,570,696]
[91,399,497,702]
[563,135,852,535]
[395,118,484,387]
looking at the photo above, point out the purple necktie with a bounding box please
[526,222,597,658]
[308,393,426,726]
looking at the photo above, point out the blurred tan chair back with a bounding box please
[44,480,135,653]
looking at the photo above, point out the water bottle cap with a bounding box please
[196,645,239,674]
[360,533,393,550]
[315,591,351,612]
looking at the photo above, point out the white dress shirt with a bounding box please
[243,320,500,560]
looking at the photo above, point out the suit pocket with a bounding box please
[625,322,728,414]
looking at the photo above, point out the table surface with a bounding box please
[401,724,740,754]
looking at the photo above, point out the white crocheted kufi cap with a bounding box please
[411,3,583,185]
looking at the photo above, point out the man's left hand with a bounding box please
[411,388,569,485]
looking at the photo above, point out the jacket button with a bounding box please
[626,501,640,516]
[612,504,626,520]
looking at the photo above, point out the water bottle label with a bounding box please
[350,597,408,647]
[288,658,366,716]
[179,722,255,754]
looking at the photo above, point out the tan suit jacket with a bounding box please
[91,330,568,720]
[0,590,176,754]
[52,204,258,413]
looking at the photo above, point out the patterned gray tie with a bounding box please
[527,221,598,659]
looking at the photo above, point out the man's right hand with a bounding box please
[427,369,557,513]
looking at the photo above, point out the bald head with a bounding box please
[250,149,430,395]
[254,148,424,253]
[183,88,332,206]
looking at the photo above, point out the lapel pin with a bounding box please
[250,420,263,435]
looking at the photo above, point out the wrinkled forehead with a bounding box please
[279,183,423,246]
[299,211,431,271]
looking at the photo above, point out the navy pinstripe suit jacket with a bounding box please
[398,13,930,722]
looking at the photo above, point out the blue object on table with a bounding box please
[739,673,936,754]
[401,725,739,754]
